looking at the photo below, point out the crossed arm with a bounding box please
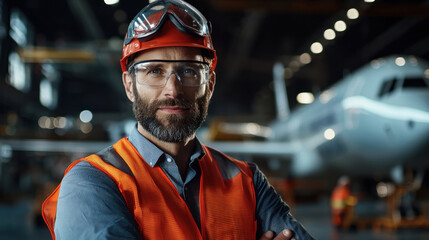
[259,229,296,240]
[251,163,314,240]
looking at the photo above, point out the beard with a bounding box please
[132,83,210,143]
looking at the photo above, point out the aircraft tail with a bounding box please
[273,62,290,120]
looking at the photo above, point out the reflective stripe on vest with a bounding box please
[42,137,257,239]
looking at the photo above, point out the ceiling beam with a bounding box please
[363,3,429,17]
[405,33,429,56]
[210,0,429,17]
[210,0,343,14]
[66,0,105,40]
[18,47,95,63]
[359,18,422,60]
[223,10,266,85]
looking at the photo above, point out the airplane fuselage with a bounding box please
[269,56,429,176]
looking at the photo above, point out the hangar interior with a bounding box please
[1,0,429,239]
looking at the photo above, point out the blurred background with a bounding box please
[1,0,429,239]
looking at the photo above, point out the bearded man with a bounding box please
[42,1,314,240]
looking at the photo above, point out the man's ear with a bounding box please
[122,71,135,102]
[207,71,216,98]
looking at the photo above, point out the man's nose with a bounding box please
[163,71,183,98]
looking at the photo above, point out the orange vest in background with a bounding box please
[42,138,257,240]
[331,185,350,211]
[330,185,350,226]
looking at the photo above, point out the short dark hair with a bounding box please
[125,54,138,72]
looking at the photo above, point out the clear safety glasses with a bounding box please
[128,60,210,87]
[124,0,210,45]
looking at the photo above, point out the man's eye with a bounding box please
[148,68,163,74]
[183,68,197,75]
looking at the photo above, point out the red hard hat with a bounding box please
[120,0,217,72]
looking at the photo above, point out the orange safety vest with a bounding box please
[330,185,350,227]
[42,138,257,239]
[330,185,350,211]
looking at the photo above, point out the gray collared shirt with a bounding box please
[54,126,314,239]
[127,127,204,229]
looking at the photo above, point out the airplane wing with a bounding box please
[0,138,112,153]
[202,141,298,157]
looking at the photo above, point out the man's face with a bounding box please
[123,47,215,143]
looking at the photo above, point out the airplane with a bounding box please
[204,55,429,180]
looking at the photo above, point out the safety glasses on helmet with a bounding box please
[124,0,210,45]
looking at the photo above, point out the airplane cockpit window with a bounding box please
[378,78,397,97]
[402,77,428,88]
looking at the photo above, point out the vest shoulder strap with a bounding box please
[96,145,134,177]
[203,145,253,179]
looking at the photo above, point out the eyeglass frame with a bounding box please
[127,59,211,87]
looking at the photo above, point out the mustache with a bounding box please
[151,98,193,109]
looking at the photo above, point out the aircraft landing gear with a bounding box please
[372,167,429,230]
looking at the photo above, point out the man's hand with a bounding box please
[258,229,295,240]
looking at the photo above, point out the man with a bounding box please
[330,176,352,229]
[42,1,314,239]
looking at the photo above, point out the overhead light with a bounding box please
[324,128,336,140]
[347,8,359,20]
[10,10,28,46]
[364,0,375,3]
[40,79,55,109]
[53,117,67,129]
[323,29,336,40]
[395,57,406,67]
[310,42,323,54]
[8,52,28,92]
[38,116,49,129]
[104,0,120,5]
[80,110,93,123]
[299,53,312,64]
[334,20,347,32]
[296,92,314,104]
[80,123,93,134]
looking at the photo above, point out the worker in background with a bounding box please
[42,0,314,239]
[330,175,353,229]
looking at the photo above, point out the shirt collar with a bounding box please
[128,124,205,167]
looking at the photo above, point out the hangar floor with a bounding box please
[1,197,428,239]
